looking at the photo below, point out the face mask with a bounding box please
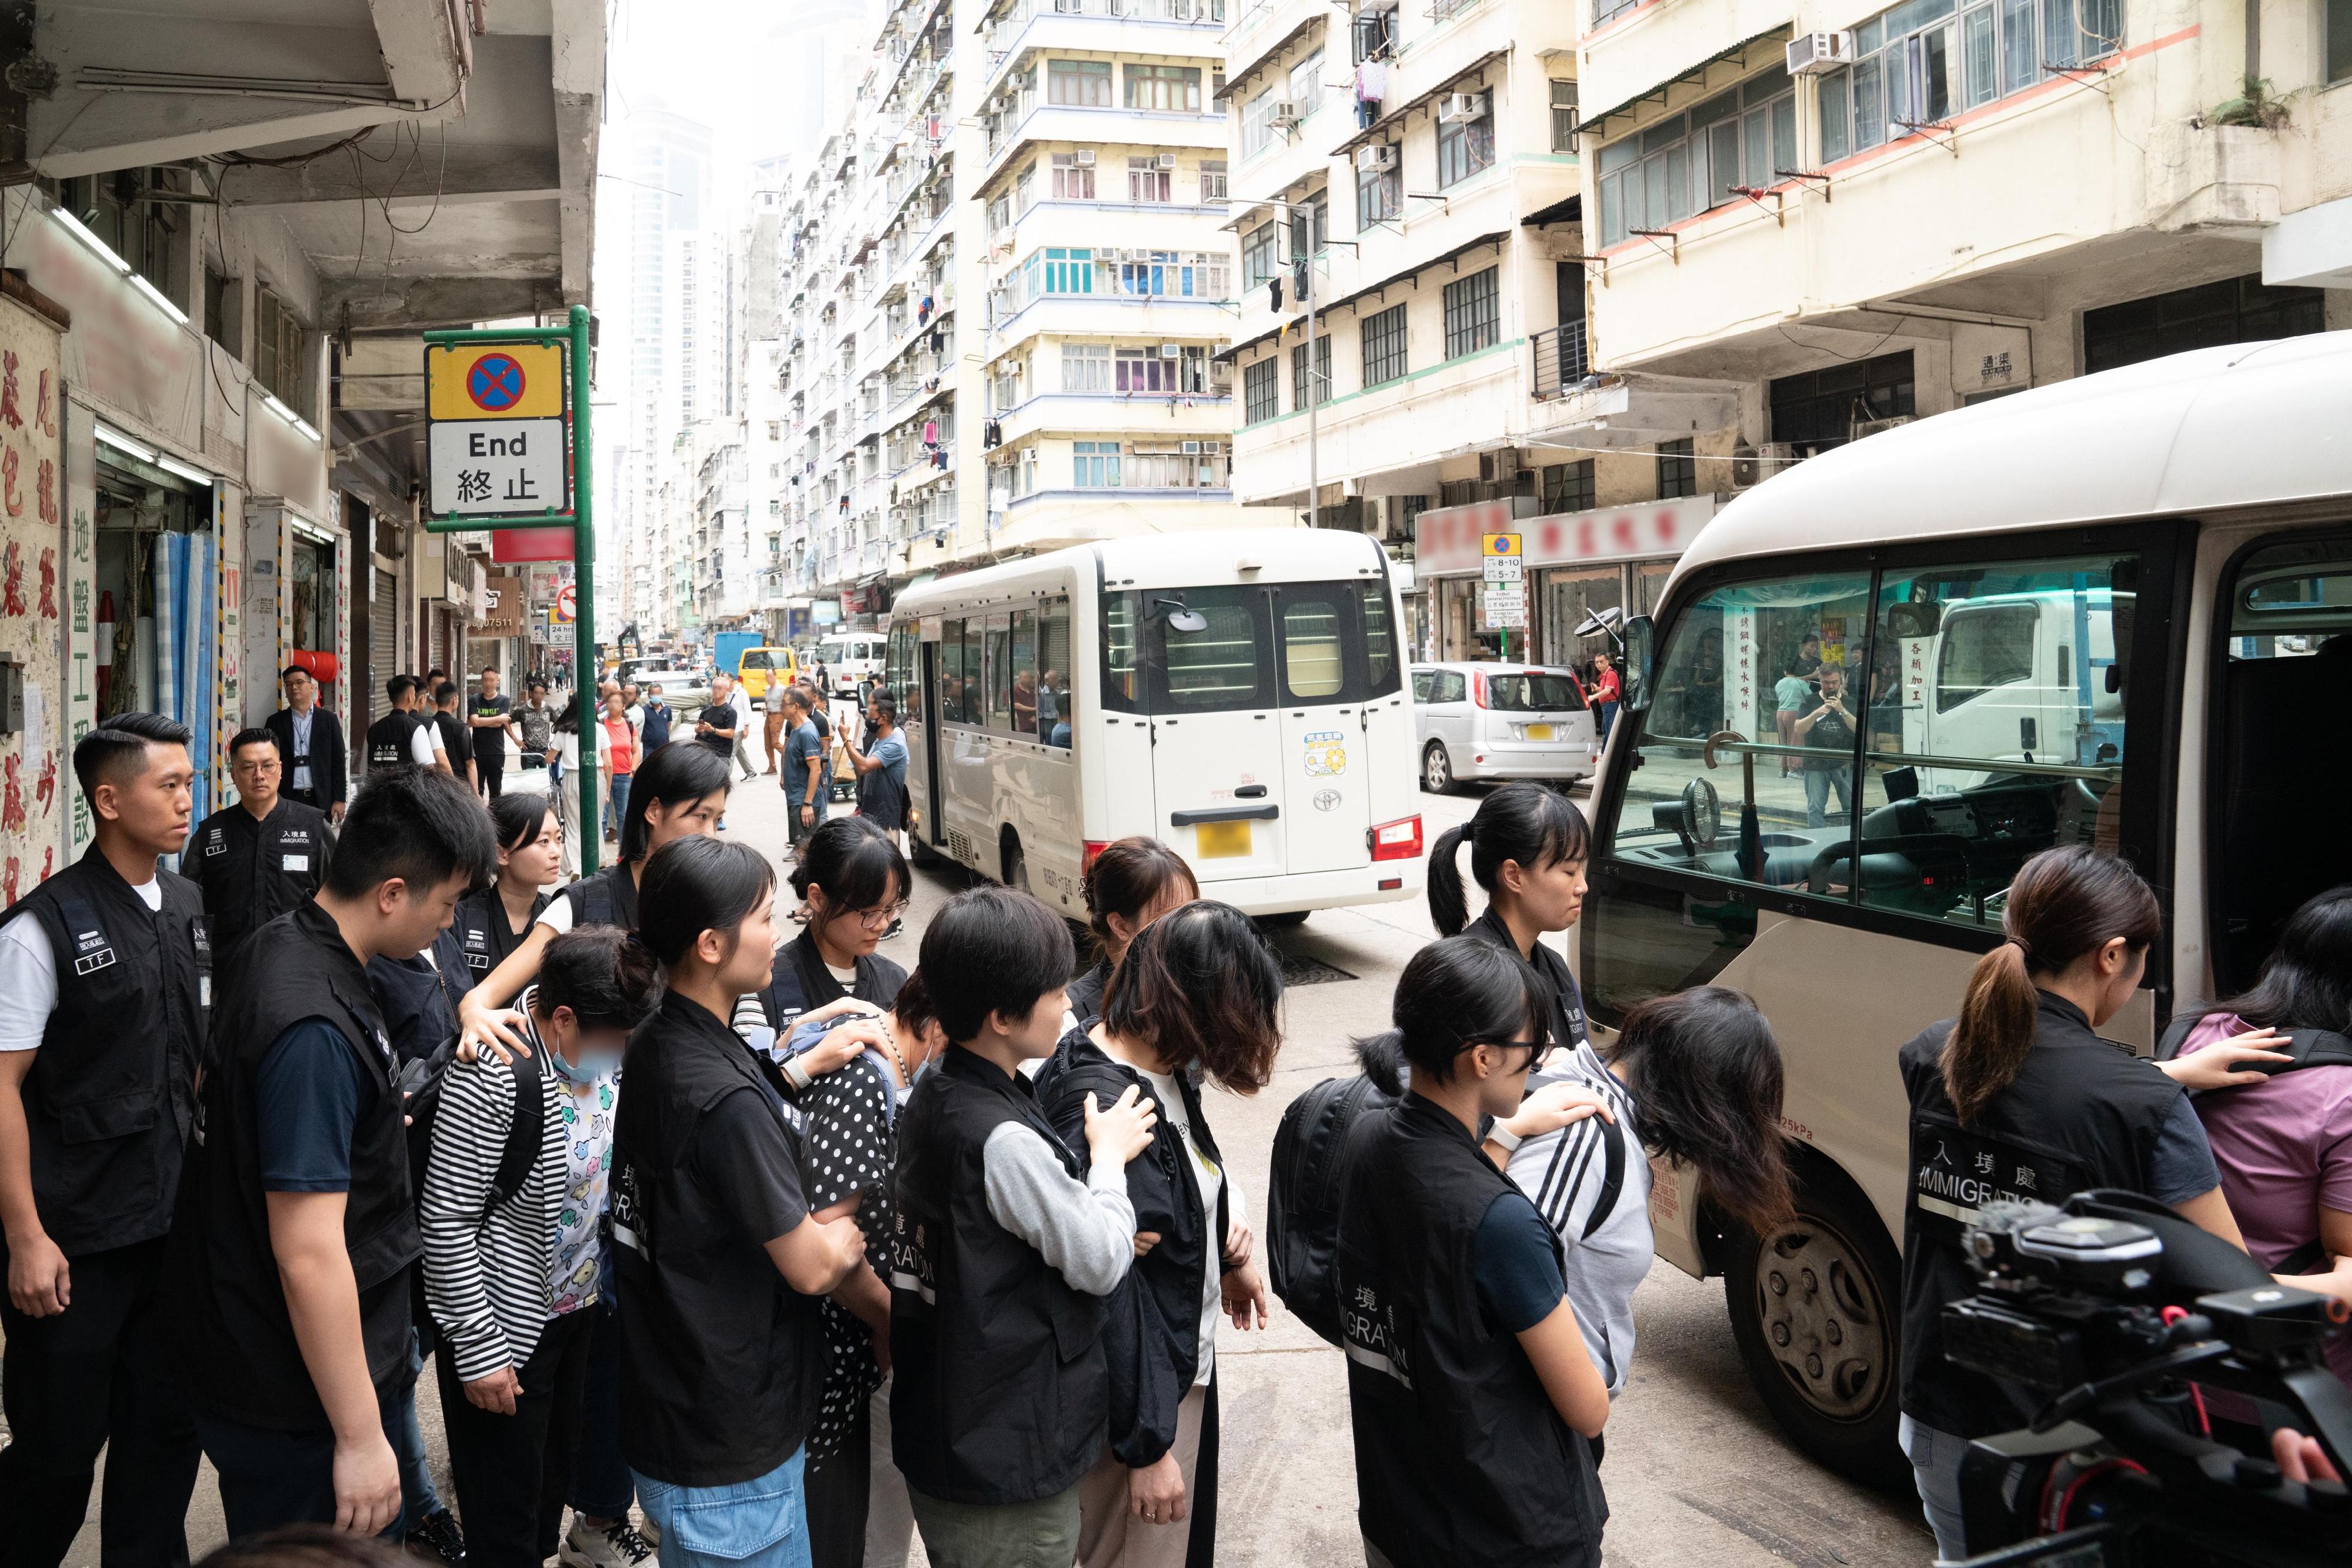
[552,1044,622,1086]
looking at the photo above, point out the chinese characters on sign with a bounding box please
[0,298,64,899]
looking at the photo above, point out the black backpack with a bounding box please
[2154,1014,2352,1074]
[399,1041,546,1219]
[1268,1032,1629,1349]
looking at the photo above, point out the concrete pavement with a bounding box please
[54,754,1933,1565]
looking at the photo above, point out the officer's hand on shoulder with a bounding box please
[1084,1084,1158,1168]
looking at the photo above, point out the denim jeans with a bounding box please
[1803,764,1854,827]
[609,774,632,835]
[399,1328,446,1529]
[1900,1413,1969,1563]
[633,1449,811,1568]
[568,1277,636,1520]
[1596,700,1619,741]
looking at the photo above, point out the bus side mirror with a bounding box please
[1622,616,1655,712]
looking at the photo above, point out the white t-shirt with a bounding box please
[0,877,167,1051]
[411,719,442,766]
[1138,1064,1227,1386]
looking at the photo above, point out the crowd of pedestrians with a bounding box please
[1,675,2347,1568]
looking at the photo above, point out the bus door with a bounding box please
[1132,587,1287,884]
[1268,583,1375,876]
[918,637,947,849]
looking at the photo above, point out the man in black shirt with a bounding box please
[469,667,514,800]
[1793,661,1858,828]
[432,683,472,789]
[183,728,332,969]
[365,676,445,775]
[168,766,495,1538]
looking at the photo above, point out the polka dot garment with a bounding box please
[796,1054,897,1462]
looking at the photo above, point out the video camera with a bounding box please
[1942,1192,2352,1566]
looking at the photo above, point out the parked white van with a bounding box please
[885,529,1425,921]
[814,631,886,700]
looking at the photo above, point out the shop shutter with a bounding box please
[370,569,398,725]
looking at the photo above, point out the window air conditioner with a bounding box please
[1478,448,1520,484]
[1269,101,1304,129]
[1156,152,1178,169]
[1785,32,1855,74]
[1181,440,1202,454]
[1438,92,1487,124]
[1074,148,1096,166]
[1356,143,1399,173]
[1159,342,1182,357]
[1022,447,1040,463]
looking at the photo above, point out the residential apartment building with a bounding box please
[1228,0,2352,670]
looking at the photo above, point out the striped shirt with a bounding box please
[1503,1039,1653,1395]
[419,994,615,1382]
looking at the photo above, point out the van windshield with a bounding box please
[1486,673,1586,712]
[740,651,773,671]
[1100,579,1402,714]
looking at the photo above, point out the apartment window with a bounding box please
[1125,63,1202,112]
[1243,357,1279,423]
[1550,80,1580,151]
[1357,152,1402,226]
[988,192,1013,234]
[1288,189,1329,258]
[2333,0,2352,81]
[1128,156,1172,202]
[1125,442,1229,488]
[1542,460,1596,513]
[1199,160,1228,200]
[1817,0,2121,165]
[1592,0,1641,22]
[1441,266,1499,359]
[1656,439,1698,500]
[253,283,308,416]
[1594,66,1795,246]
[203,266,235,355]
[1769,350,1916,456]
[1016,161,1038,210]
[1360,303,1408,387]
[1049,59,1114,106]
[1074,440,1122,487]
[1353,4,1400,61]
[1052,153,1095,199]
[1114,251,1228,297]
[1043,247,1094,293]
[1117,347,1182,393]
[1064,341,1112,392]
[1291,335,1331,409]
[1241,88,1281,157]
[2082,275,2326,375]
[1435,94,1496,186]
[1288,47,1327,112]
[1242,221,1280,287]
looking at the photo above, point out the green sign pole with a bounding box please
[420,304,599,873]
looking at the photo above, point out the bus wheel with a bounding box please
[1422,743,1456,794]
[1722,1168,1907,1491]
[1002,837,1031,894]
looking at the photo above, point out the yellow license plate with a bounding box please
[1525,724,1553,740]
[1195,821,1253,859]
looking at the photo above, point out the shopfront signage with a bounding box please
[1417,493,1720,577]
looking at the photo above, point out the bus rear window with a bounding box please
[1099,580,1404,714]
[1485,673,1585,711]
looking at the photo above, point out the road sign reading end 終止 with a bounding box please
[429,418,569,517]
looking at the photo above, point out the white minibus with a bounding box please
[885,529,1425,921]
[1579,336,2352,1485]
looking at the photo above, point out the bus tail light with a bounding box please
[1369,815,1423,861]
[1083,841,1111,875]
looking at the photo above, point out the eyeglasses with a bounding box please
[850,900,910,930]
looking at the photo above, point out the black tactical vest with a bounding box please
[1337,1094,1605,1568]
[1897,990,2180,1436]
[185,798,329,964]
[365,710,419,773]
[0,850,208,1256]
[167,900,420,1429]
[451,885,550,977]
[889,1045,1108,1506]
[562,861,639,931]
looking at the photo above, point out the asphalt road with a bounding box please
[54,750,1935,1566]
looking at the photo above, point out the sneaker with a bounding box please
[560,1517,659,1568]
[408,1507,466,1567]
[639,1516,662,1549]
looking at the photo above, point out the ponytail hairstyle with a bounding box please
[1102,900,1284,1094]
[1606,988,1792,1235]
[618,740,733,864]
[1385,934,1551,1087]
[1942,845,2160,1124]
[1081,836,1200,963]
[636,836,774,969]
[490,789,557,855]
[2213,884,2352,1037]
[1426,780,1591,937]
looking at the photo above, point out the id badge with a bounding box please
[283,853,309,871]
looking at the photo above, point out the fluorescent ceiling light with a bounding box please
[262,393,320,443]
[127,271,188,325]
[153,452,212,485]
[52,209,130,274]
[95,425,155,463]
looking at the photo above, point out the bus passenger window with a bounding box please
[1010,610,1038,734]
[1040,598,1074,748]
[1358,581,1398,691]
[1605,572,1875,897]
[939,620,965,723]
[1281,598,1347,698]
[1857,554,2134,930]
[1102,591,1142,713]
[960,620,985,725]
[987,613,1013,731]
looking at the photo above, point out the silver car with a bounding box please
[1411,662,1599,793]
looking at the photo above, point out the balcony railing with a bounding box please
[1531,320,1590,400]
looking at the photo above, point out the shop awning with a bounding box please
[1330,48,1507,161]
[1577,25,1793,143]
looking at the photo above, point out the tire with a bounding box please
[1421,741,1456,795]
[1722,1165,1909,1492]
[908,834,943,869]
[1257,910,1309,930]
[1003,838,1031,894]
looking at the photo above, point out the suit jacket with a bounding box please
[265,704,350,807]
